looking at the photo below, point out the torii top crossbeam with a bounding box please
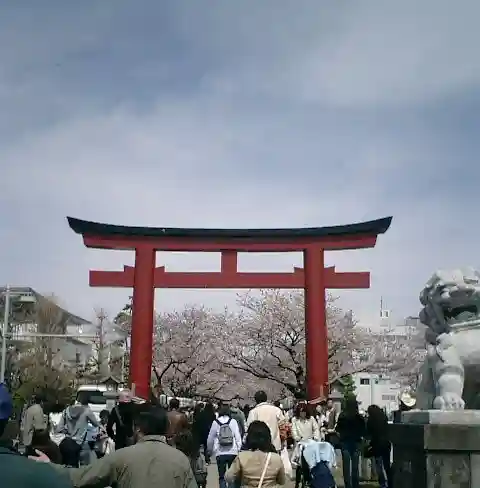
[68,216,392,251]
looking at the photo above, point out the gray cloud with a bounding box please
[0,1,479,329]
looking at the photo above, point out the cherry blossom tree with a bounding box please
[367,324,426,388]
[218,290,422,398]
[152,306,232,399]
[113,290,425,402]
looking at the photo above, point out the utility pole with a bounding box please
[1,285,11,383]
[96,309,110,377]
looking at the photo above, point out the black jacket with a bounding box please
[0,446,72,488]
[336,412,366,444]
[107,403,134,447]
[366,417,391,455]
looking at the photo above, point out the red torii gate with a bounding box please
[68,216,391,401]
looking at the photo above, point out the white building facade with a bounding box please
[353,372,402,415]
[1,287,94,368]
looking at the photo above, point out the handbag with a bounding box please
[325,431,340,449]
[362,441,374,458]
[59,429,88,467]
[280,446,293,479]
[258,452,272,488]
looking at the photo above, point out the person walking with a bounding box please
[106,390,135,450]
[291,403,320,488]
[225,420,286,488]
[230,404,246,438]
[166,398,189,445]
[335,397,365,488]
[366,405,392,488]
[56,397,102,466]
[322,398,338,446]
[207,404,242,488]
[193,401,216,463]
[174,429,208,488]
[246,391,284,453]
[291,403,320,443]
[22,394,48,455]
[191,403,205,447]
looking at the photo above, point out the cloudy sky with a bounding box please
[1,1,479,327]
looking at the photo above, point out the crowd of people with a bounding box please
[0,381,415,488]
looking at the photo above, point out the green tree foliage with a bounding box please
[340,374,357,402]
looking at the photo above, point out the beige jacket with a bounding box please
[225,450,286,488]
[22,404,47,446]
[60,435,196,488]
[246,403,284,451]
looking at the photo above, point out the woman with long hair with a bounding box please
[225,421,286,488]
[197,402,216,463]
[192,403,204,448]
[291,403,320,442]
[366,405,392,488]
[335,397,365,488]
[291,403,320,488]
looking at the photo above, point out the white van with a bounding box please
[75,384,109,419]
[75,385,146,419]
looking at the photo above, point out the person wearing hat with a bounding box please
[0,383,72,488]
[393,391,416,423]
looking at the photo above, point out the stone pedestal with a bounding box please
[391,410,480,488]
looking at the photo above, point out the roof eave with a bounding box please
[67,216,392,240]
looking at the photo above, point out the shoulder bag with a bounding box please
[258,452,272,488]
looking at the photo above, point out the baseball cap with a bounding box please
[399,391,416,408]
[0,383,13,421]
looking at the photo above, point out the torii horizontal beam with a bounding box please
[89,265,370,289]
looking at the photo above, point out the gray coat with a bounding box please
[56,405,100,444]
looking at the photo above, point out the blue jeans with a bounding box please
[216,454,236,488]
[340,442,360,488]
[374,445,392,488]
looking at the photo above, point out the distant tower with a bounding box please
[380,297,391,328]
[343,310,355,328]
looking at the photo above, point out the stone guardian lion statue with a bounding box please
[416,267,480,410]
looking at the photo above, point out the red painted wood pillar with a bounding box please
[303,245,328,400]
[129,244,156,399]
